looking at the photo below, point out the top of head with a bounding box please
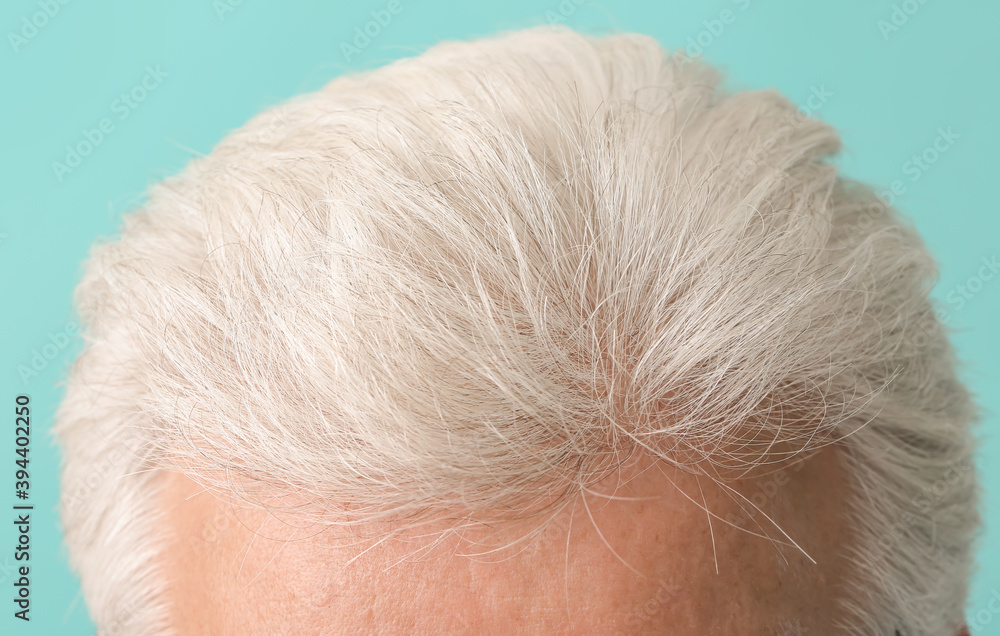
[56,26,977,636]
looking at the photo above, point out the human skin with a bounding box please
[156,444,867,635]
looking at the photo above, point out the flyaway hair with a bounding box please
[55,27,978,636]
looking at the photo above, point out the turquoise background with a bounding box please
[1,0,997,633]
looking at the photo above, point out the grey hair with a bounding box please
[55,26,978,635]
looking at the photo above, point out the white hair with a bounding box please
[55,26,978,635]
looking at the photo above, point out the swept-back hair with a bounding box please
[55,26,978,635]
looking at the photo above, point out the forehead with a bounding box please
[155,447,854,635]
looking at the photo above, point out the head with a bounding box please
[56,27,978,635]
